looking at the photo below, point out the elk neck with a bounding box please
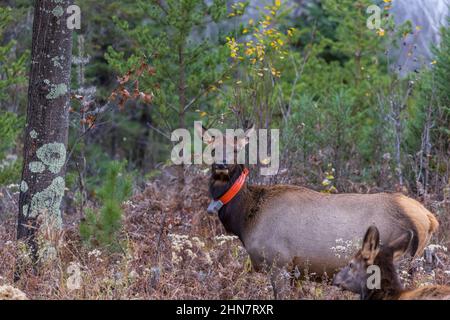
[209,166,257,242]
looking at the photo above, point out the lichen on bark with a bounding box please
[28,176,65,225]
[29,161,45,173]
[46,83,68,100]
[29,130,38,139]
[20,181,28,193]
[52,5,64,17]
[36,142,66,174]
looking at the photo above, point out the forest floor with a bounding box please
[0,167,450,299]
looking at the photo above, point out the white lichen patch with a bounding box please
[46,83,68,100]
[52,5,64,17]
[29,161,45,173]
[20,181,28,193]
[22,204,29,215]
[28,177,65,225]
[29,130,38,139]
[36,143,66,174]
[51,56,64,69]
[38,244,58,263]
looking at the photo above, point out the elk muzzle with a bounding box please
[207,200,223,215]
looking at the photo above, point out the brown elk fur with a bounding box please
[202,126,439,276]
[334,226,450,300]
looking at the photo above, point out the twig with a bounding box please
[146,122,171,140]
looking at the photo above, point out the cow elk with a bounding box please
[333,226,450,300]
[198,125,439,296]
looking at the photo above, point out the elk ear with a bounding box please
[195,124,214,145]
[244,124,255,138]
[361,226,380,264]
[388,230,413,261]
[236,124,255,150]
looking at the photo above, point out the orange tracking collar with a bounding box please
[219,167,249,204]
[207,168,249,214]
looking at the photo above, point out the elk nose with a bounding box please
[332,275,342,287]
[216,163,227,170]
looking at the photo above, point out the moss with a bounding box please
[29,161,45,173]
[20,180,28,193]
[28,176,65,225]
[29,130,38,139]
[36,142,66,174]
[46,83,67,100]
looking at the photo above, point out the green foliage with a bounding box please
[105,0,230,131]
[0,6,29,103]
[0,112,24,185]
[0,6,28,186]
[80,161,132,249]
[0,112,23,158]
[405,18,450,189]
[278,0,399,183]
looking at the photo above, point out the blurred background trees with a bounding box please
[0,0,449,248]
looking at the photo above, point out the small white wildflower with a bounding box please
[204,252,213,265]
[186,249,196,259]
[172,251,182,265]
[88,249,102,258]
[128,270,138,280]
[426,244,448,252]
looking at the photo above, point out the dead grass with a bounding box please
[0,168,449,300]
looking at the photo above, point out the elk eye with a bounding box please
[349,262,354,269]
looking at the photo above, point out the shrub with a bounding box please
[80,160,132,249]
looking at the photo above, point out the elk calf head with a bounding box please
[333,226,413,298]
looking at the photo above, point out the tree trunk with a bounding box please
[17,0,73,259]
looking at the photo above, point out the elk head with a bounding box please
[196,124,255,214]
[333,226,413,299]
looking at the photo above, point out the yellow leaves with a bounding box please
[229,2,246,17]
[261,20,271,28]
[271,67,281,78]
[244,47,255,56]
[226,37,239,59]
[383,0,392,3]
[416,25,422,31]
[225,1,287,80]
[321,164,337,194]
[287,27,296,37]
[376,28,385,37]
[431,60,437,65]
